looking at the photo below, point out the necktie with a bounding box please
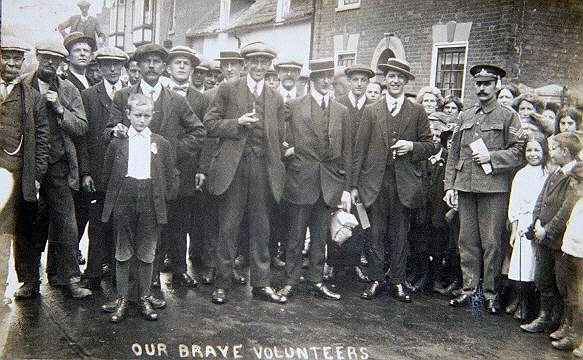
[321,99,326,111]
[389,102,397,116]
[286,93,292,102]
[150,89,156,100]
[253,84,259,98]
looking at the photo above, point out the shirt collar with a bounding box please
[348,91,366,110]
[140,79,162,99]
[70,69,89,88]
[80,15,89,22]
[310,88,330,107]
[127,126,152,138]
[247,74,264,96]
[560,160,578,174]
[385,93,404,111]
[475,97,499,114]
[103,79,122,96]
[279,85,296,98]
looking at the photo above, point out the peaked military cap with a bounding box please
[63,31,96,52]
[469,64,506,82]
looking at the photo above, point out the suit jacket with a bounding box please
[0,82,50,202]
[58,15,103,41]
[335,93,369,145]
[23,72,88,191]
[282,95,351,207]
[79,81,113,192]
[105,84,206,196]
[101,133,177,224]
[203,77,286,202]
[352,97,436,208]
[65,70,89,92]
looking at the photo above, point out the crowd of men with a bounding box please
[1,1,582,356]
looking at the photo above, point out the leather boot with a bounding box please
[505,284,519,315]
[550,307,572,340]
[138,297,158,321]
[520,308,552,333]
[412,253,431,292]
[110,298,128,323]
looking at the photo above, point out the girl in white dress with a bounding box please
[507,135,548,320]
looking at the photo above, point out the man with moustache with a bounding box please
[104,43,206,290]
[20,39,92,299]
[352,58,436,303]
[78,46,129,290]
[277,58,352,300]
[276,59,303,102]
[204,41,287,305]
[0,35,50,302]
[162,46,208,288]
[62,31,96,267]
[329,64,375,283]
[444,65,524,314]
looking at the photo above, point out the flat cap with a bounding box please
[133,43,168,62]
[194,59,210,72]
[469,64,506,81]
[1,35,31,53]
[63,31,96,52]
[240,41,276,59]
[94,46,129,62]
[208,60,222,72]
[266,65,277,76]
[35,38,69,59]
[167,46,200,66]
[344,64,375,78]
[309,58,335,77]
[77,0,91,7]
[378,58,415,80]
[275,59,303,71]
[214,50,244,62]
[428,111,453,125]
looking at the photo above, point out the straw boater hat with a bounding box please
[240,41,277,59]
[344,64,375,79]
[214,50,244,62]
[378,58,415,80]
[63,31,96,52]
[167,46,200,67]
[133,43,169,62]
[93,46,129,62]
[308,58,335,78]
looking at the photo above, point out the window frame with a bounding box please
[430,41,468,100]
[109,0,126,49]
[132,0,156,46]
[336,0,361,12]
[335,50,357,69]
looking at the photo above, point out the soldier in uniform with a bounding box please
[444,65,525,314]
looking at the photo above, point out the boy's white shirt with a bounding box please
[127,126,152,179]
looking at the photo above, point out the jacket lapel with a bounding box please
[299,95,319,138]
[96,81,112,109]
[376,100,389,148]
[396,100,413,138]
[236,78,249,115]
[263,86,277,144]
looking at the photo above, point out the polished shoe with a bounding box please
[552,334,576,351]
[513,302,528,321]
[110,298,129,323]
[232,269,247,285]
[101,298,118,313]
[389,283,411,303]
[354,266,370,283]
[277,285,294,298]
[412,272,431,292]
[151,273,161,288]
[67,282,92,299]
[360,281,381,300]
[81,277,102,290]
[172,272,198,288]
[212,288,227,304]
[138,297,158,321]
[272,256,286,269]
[505,295,519,315]
[252,287,287,304]
[77,250,86,265]
[146,295,166,310]
[485,298,501,314]
[449,293,472,307]
[520,310,551,333]
[437,278,461,296]
[312,283,341,300]
[202,267,216,285]
[14,282,40,299]
[403,280,417,293]
[573,342,583,358]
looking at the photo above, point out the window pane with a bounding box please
[337,53,356,67]
[343,0,360,4]
[435,46,466,98]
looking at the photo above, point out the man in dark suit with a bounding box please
[0,36,50,302]
[63,31,96,266]
[331,64,375,283]
[104,43,206,289]
[57,1,105,46]
[352,58,436,303]
[163,45,208,288]
[20,39,92,299]
[277,58,352,300]
[78,46,129,289]
[444,65,524,314]
[204,41,287,305]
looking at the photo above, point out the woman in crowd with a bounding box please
[513,94,546,136]
[443,95,463,120]
[557,108,582,134]
[497,83,521,107]
[416,86,444,115]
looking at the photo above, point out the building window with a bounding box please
[133,0,156,45]
[275,0,291,23]
[109,0,126,49]
[336,52,356,68]
[336,0,361,12]
[168,0,176,34]
[431,44,467,99]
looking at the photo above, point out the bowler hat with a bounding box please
[469,64,506,81]
[1,35,31,53]
[167,46,200,67]
[214,50,244,62]
[308,58,335,77]
[94,46,129,62]
[36,39,69,59]
[344,64,375,79]
[63,31,96,52]
[240,42,277,59]
[133,43,168,63]
[378,58,415,80]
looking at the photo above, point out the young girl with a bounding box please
[507,135,549,320]
[557,108,582,134]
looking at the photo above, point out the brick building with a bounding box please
[312,0,583,105]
